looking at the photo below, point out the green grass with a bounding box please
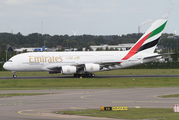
[56,108,179,120]
[0,71,61,77]
[161,94,179,98]
[96,69,179,75]
[1,69,179,77]
[1,69,179,90]
[1,77,179,90]
[0,93,49,98]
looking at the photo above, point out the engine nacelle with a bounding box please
[85,63,100,72]
[61,66,76,75]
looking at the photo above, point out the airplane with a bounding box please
[3,18,167,78]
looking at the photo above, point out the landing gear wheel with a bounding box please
[74,74,82,77]
[83,73,95,78]
[11,71,17,78]
[74,74,77,77]
[13,74,17,78]
[73,73,95,78]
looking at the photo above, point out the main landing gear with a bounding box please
[73,73,95,78]
[12,71,17,78]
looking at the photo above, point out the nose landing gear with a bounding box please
[13,74,17,78]
[11,71,17,78]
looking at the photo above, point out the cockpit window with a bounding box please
[7,60,12,62]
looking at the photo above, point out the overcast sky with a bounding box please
[0,0,179,36]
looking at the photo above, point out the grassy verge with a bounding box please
[1,77,179,90]
[56,108,178,120]
[0,71,60,77]
[0,93,49,98]
[96,69,179,75]
[1,69,179,77]
[161,94,179,98]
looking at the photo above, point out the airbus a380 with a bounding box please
[3,18,167,78]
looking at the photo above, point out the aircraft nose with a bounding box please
[3,62,8,70]
[3,62,11,70]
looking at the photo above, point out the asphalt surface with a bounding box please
[1,88,179,120]
[1,74,179,79]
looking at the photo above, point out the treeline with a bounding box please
[0,63,5,71]
[0,32,177,49]
[0,32,144,48]
[128,61,179,69]
[0,32,178,49]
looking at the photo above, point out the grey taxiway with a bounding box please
[0,88,179,120]
[1,74,179,79]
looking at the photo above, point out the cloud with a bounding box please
[139,19,152,26]
[4,0,49,6]
[65,0,119,14]
[4,0,35,5]
[161,8,171,19]
[81,8,112,14]
[120,7,144,14]
[5,0,23,5]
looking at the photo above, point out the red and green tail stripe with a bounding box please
[122,21,167,60]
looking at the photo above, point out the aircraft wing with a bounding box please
[43,60,122,71]
[94,61,121,68]
[143,53,172,60]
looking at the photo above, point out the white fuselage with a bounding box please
[3,51,158,73]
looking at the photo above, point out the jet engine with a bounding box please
[61,66,76,74]
[85,63,100,72]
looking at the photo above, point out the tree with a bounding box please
[93,36,107,45]
[106,47,109,51]
[96,48,103,51]
[86,41,96,50]
[22,49,28,53]
[68,40,79,48]
[1,43,7,50]
[171,50,179,61]
[109,47,114,51]
[62,40,69,48]
[87,41,96,46]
